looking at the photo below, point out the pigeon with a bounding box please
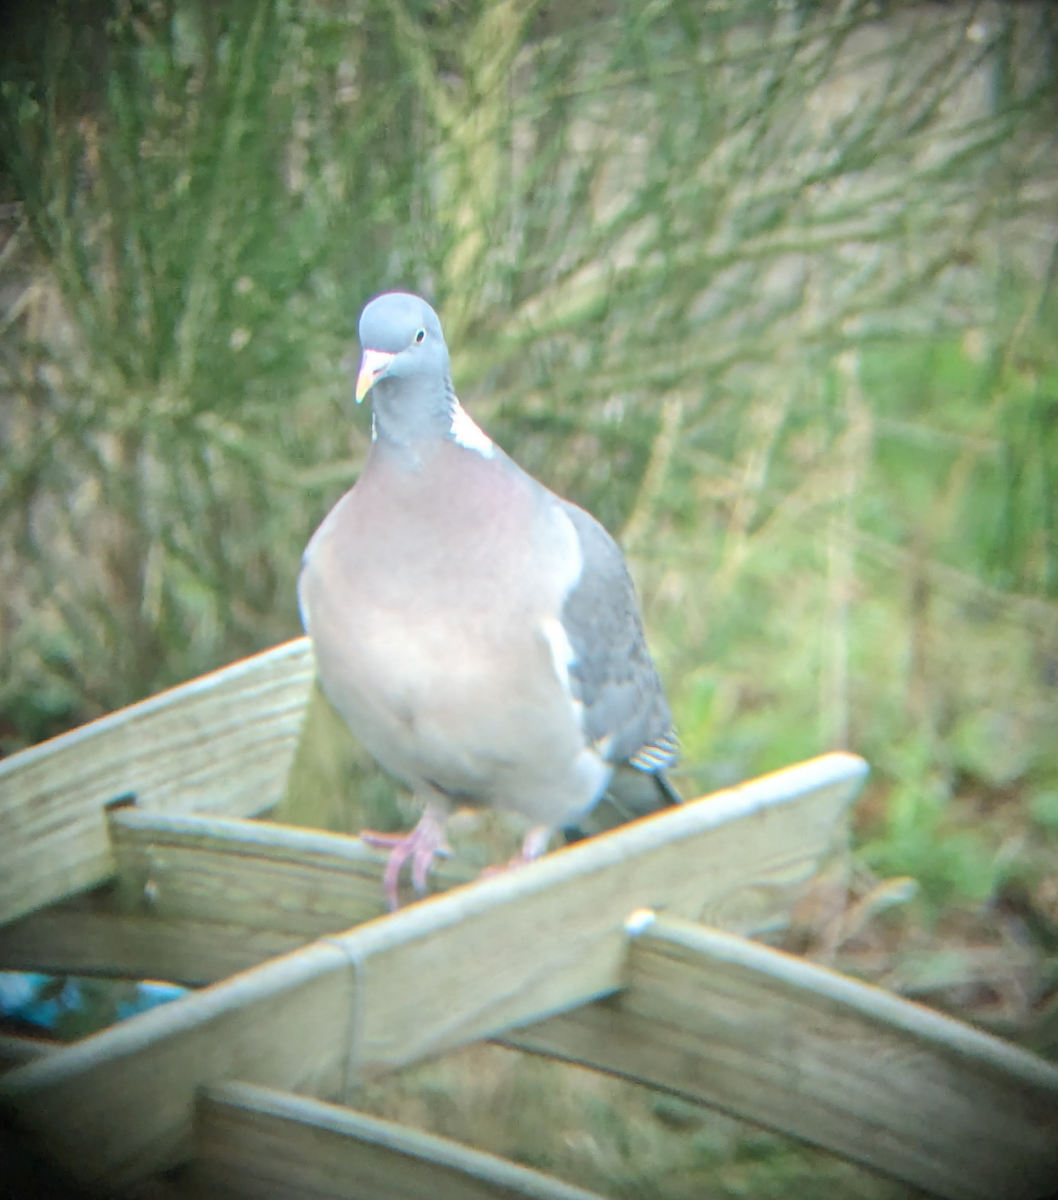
[298,291,679,908]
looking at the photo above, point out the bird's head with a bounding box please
[355,291,450,406]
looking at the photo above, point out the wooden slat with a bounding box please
[503,915,1058,1200]
[0,815,474,985]
[0,1034,59,1074]
[0,756,853,985]
[107,809,476,935]
[0,753,864,1189]
[0,899,307,985]
[187,1081,604,1200]
[0,638,315,927]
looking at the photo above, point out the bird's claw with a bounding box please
[361,814,452,911]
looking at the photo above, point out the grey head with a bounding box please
[355,292,456,448]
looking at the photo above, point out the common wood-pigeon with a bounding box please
[299,292,680,909]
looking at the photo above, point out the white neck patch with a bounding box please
[449,399,494,458]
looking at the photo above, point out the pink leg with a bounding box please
[479,825,553,879]
[361,803,451,911]
[518,825,553,864]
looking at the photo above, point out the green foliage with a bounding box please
[0,0,432,726]
[989,356,1058,598]
[350,1043,913,1199]
[861,759,1001,910]
[1029,789,1058,836]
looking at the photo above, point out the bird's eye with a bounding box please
[414,328,426,344]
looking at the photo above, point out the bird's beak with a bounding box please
[355,348,396,403]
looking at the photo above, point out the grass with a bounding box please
[349,1042,919,1199]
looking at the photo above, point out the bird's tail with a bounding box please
[563,764,684,843]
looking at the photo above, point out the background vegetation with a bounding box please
[2,0,1058,1194]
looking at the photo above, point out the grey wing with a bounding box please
[558,499,678,773]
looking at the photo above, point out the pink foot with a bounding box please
[361,808,451,911]
[480,825,553,879]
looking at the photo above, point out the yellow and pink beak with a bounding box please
[355,348,397,403]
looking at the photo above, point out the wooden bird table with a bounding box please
[1,639,1056,1200]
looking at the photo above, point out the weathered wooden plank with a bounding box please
[107,810,476,935]
[187,1081,605,1200]
[4,941,356,1185]
[0,770,827,984]
[0,753,865,1189]
[0,813,473,985]
[0,812,472,984]
[0,1035,59,1074]
[0,900,306,985]
[503,915,1058,1200]
[0,638,315,927]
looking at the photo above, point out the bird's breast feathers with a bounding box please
[299,451,602,815]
